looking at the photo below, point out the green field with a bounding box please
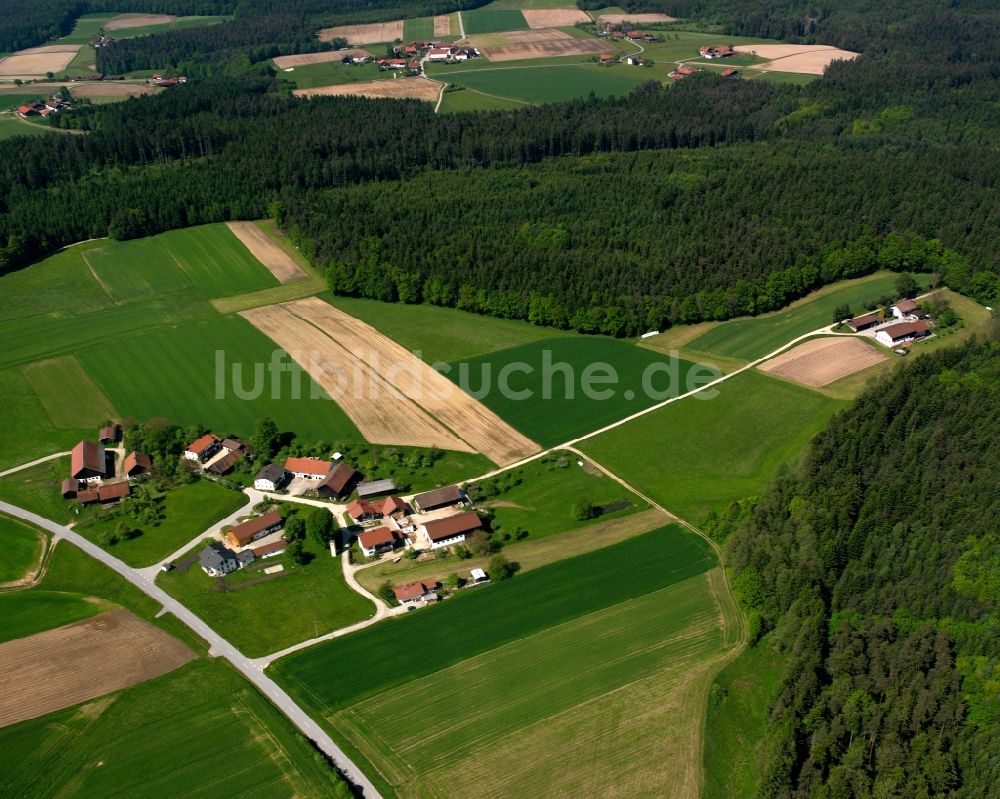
[78,315,362,444]
[686,271,929,361]
[461,7,529,34]
[442,63,651,104]
[76,480,248,567]
[438,86,527,112]
[476,450,644,540]
[274,527,727,797]
[321,293,572,362]
[22,355,117,428]
[0,590,101,644]
[402,16,434,40]
[59,12,115,44]
[0,114,52,139]
[0,514,43,584]
[159,532,374,657]
[0,457,72,523]
[0,659,351,799]
[447,336,712,446]
[703,639,786,799]
[581,370,845,521]
[273,525,715,708]
[0,93,51,109]
[284,60,386,89]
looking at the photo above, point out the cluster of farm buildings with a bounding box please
[845,298,934,350]
[62,425,141,507]
[597,24,660,44]
[16,96,72,119]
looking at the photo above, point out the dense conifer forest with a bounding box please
[725,338,1000,797]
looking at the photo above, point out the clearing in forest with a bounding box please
[318,21,404,44]
[522,8,590,27]
[0,608,193,728]
[226,221,307,284]
[757,337,887,388]
[293,78,443,102]
[104,14,175,30]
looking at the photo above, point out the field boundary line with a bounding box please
[0,451,71,478]
[80,250,116,303]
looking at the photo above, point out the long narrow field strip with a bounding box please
[522,8,590,27]
[294,78,444,103]
[758,337,887,387]
[239,303,473,453]
[104,13,175,29]
[226,221,307,283]
[597,12,678,23]
[318,21,404,44]
[22,355,117,428]
[285,298,539,464]
[0,609,193,728]
[433,15,451,36]
[273,50,368,68]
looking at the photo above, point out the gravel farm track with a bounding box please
[0,607,194,728]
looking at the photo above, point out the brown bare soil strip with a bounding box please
[105,13,176,30]
[285,297,540,465]
[733,44,859,74]
[0,47,80,77]
[433,15,451,36]
[0,608,193,728]
[273,49,370,69]
[482,29,608,61]
[240,303,473,452]
[318,21,404,44]
[70,82,160,98]
[294,78,443,103]
[226,221,307,284]
[522,9,590,28]
[758,337,887,387]
[597,12,677,23]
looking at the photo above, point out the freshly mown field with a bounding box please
[322,293,571,362]
[274,525,715,708]
[0,369,90,471]
[581,370,845,522]
[274,527,730,798]
[78,315,363,444]
[703,639,786,799]
[22,355,117,429]
[0,591,100,644]
[0,515,43,584]
[75,480,248,568]
[443,63,651,104]
[402,16,435,40]
[475,450,644,540]
[159,533,374,657]
[461,7,529,34]
[0,659,351,798]
[0,457,72,523]
[448,336,710,446]
[685,271,929,361]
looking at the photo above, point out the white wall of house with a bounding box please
[254,478,277,491]
[429,533,467,550]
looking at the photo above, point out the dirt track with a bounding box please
[482,29,608,61]
[105,13,175,30]
[433,15,451,36]
[226,221,307,284]
[293,79,443,103]
[319,21,404,44]
[285,298,539,465]
[0,608,193,728]
[522,9,590,28]
[240,303,474,453]
[758,337,886,387]
[273,50,370,68]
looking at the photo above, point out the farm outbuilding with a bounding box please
[254,463,288,492]
[876,321,931,347]
[61,478,80,499]
[356,479,397,499]
[226,510,283,548]
[317,462,359,499]
[846,312,881,332]
[422,511,482,550]
[412,485,464,512]
[284,457,332,480]
[123,451,152,479]
[71,440,107,482]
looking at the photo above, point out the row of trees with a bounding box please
[724,339,1000,797]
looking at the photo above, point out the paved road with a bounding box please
[0,500,384,799]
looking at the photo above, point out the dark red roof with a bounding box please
[393,579,437,601]
[320,462,357,493]
[124,451,152,475]
[882,320,930,340]
[228,510,283,546]
[347,499,379,519]
[186,434,219,455]
[98,481,130,502]
[251,539,287,557]
[358,526,397,549]
[423,511,481,542]
[71,440,105,478]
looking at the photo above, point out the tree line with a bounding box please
[723,338,1000,797]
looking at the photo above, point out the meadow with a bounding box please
[284,61,386,89]
[461,7,529,34]
[402,16,435,40]
[0,115,51,140]
[0,659,351,799]
[0,514,42,583]
[474,450,645,540]
[441,63,652,104]
[272,525,716,709]
[0,590,101,644]
[447,336,709,446]
[0,457,72,523]
[438,86,526,112]
[159,533,374,657]
[22,355,117,428]
[59,12,115,44]
[75,480,248,568]
[322,292,572,362]
[580,370,845,521]
[685,271,929,361]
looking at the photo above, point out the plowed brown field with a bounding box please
[318,21,404,44]
[758,337,886,387]
[522,9,590,28]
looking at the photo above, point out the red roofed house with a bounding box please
[347,499,382,524]
[251,538,287,559]
[890,299,918,318]
[381,496,408,517]
[357,525,399,557]
[97,481,130,505]
[599,53,614,63]
[71,440,107,482]
[846,312,881,332]
[226,510,283,548]
[185,434,220,462]
[875,320,931,347]
[428,47,451,61]
[422,510,482,550]
[317,462,359,500]
[721,68,738,77]
[393,579,438,604]
[284,457,331,480]
[676,66,696,76]
[124,451,153,479]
